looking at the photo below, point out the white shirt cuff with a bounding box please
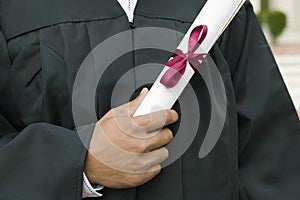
[82,172,103,198]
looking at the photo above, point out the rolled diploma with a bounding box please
[134,0,245,116]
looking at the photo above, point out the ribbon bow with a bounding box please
[160,25,208,88]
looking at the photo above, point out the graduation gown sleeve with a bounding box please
[220,1,300,199]
[0,30,88,200]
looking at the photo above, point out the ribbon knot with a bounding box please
[160,25,208,88]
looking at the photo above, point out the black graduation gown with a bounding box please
[0,0,299,199]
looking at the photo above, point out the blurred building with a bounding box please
[251,0,300,115]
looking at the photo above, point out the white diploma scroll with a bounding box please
[134,0,246,116]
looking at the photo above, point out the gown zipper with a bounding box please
[128,0,135,28]
[128,0,137,91]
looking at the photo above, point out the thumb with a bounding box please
[102,88,149,120]
[128,88,149,115]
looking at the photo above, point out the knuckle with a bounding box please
[164,110,172,122]
[161,147,169,160]
[164,128,174,140]
[136,116,151,128]
[167,110,174,121]
[172,110,179,121]
[166,110,179,123]
[153,165,162,174]
[131,174,148,186]
[131,141,148,153]
[138,141,148,152]
[136,157,147,170]
[158,128,173,143]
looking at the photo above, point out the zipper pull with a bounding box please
[129,22,135,29]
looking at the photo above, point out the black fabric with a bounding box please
[0,0,299,200]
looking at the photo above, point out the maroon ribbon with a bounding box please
[160,25,208,88]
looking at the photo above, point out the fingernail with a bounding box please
[140,88,148,95]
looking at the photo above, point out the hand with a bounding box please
[84,88,179,189]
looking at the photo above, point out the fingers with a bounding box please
[124,166,161,188]
[132,109,179,132]
[128,88,149,115]
[103,88,178,137]
[102,88,149,120]
[143,128,173,152]
[122,148,167,174]
[90,87,179,189]
[141,148,169,170]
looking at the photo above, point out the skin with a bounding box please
[84,88,179,189]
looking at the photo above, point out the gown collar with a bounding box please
[116,0,139,23]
